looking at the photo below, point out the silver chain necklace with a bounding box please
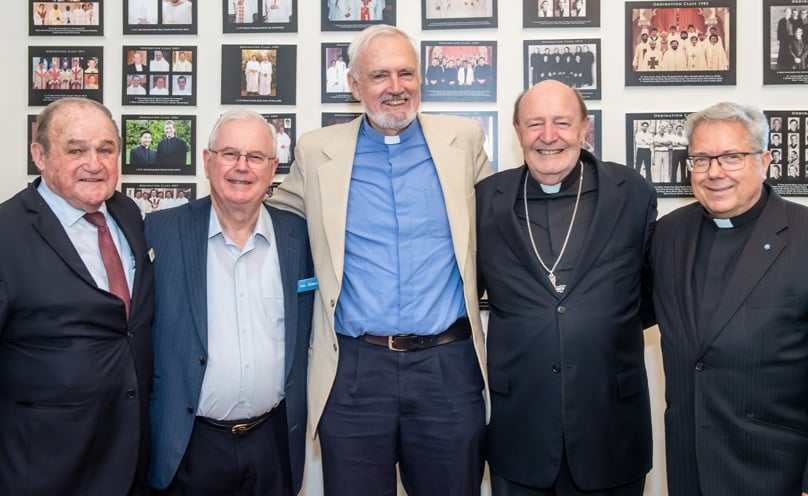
[523,161,584,294]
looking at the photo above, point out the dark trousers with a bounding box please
[635,147,652,182]
[156,402,292,496]
[319,333,486,496]
[491,450,645,496]
[671,149,688,183]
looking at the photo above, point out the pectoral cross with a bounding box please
[548,273,566,294]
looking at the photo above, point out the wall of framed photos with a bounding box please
[7,1,808,495]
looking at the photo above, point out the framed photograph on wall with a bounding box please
[123,46,197,106]
[421,0,497,30]
[585,109,602,158]
[29,46,103,106]
[121,114,196,175]
[27,115,38,175]
[763,110,808,195]
[322,112,363,127]
[124,0,197,34]
[625,112,692,197]
[763,1,808,85]
[222,0,297,33]
[321,0,396,31]
[322,43,357,103]
[122,182,197,218]
[523,0,600,28]
[30,1,103,36]
[425,110,498,170]
[421,40,497,103]
[221,45,296,105]
[262,113,296,174]
[625,1,736,87]
[524,39,601,100]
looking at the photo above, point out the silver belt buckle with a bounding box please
[388,335,406,352]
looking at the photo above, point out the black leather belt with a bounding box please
[196,400,284,437]
[359,317,471,352]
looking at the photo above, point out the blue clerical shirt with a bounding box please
[335,117,466,337]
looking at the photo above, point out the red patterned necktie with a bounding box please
[84,212,131,317]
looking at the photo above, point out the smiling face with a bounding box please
[348,33,421,136]
[689,121,768,219]
[514,80,589,185]
[204,118,277,212]
[31,102,120,213]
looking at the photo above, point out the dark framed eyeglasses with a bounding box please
[209,148,276,168]
[686,151,764,173]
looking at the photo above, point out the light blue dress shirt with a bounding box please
[336,118,466,337]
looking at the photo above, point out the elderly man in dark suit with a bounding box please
[477,80,656,496]
[651,101,808,496]
[0,97,154,495]
[147,108,314,495]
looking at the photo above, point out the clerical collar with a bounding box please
[360,115,419,145]
[527,160,583,195]
[705,184,769,229]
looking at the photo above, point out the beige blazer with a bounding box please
[270,113,492,437]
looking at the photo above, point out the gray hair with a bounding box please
[684,101,769,151]
[347,24,419,78]
[207,108,277,152]
[35,97,120,154]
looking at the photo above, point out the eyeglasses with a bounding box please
[686,151,764,173]
[209,148,276,168]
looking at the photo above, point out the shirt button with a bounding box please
[557,306,566,314]
[695,361,704,371]
[552,363,561,374]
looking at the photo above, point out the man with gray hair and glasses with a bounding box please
[650,101,808,496]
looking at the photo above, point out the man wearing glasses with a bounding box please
[146,108,314,495]
[650,101,808,496]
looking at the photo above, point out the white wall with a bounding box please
[6,2,806,495]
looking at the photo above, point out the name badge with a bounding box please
[297,277,318,293]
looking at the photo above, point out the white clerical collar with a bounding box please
[540,183,562,194]
[384,135,400,145]
[712,218,734,229]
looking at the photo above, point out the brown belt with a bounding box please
[196,400,284,437]
[359,317,471,352]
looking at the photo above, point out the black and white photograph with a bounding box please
[124,0,197,34]
[421,40,496,103]
[763,1,808,85]
[523,0,600,28]
[122,183,197,218]
[221,45,296,105]
[29,46,103,106]
[321,0,395,32]
[122,46,197,106]
[122,115,196,175]
[524,39,601,100]
[30,1,102,36]
[425,111,498,170]
[322,43,357,103]
[27,115,38,175]
[763,109,808,195]
[322,112,363,127]
[222,0,297,33]
[625,1,736,87]
[625,112,692,197]
[585,108,602,158]
[262,113,296,174]
[421,0,497,30]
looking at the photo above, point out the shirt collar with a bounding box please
[208,204,273,248]
[37,177,110,227]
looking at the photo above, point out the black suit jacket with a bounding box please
[156,136,188,166]
[477,152,656,490]
[0,179,154,496]
[651,185,808,495]
[130,145,156,166]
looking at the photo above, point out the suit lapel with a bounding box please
[491,167,556,294]
[421,114,471,273]
[316,117,360,288]
[562,160,625,298]
[267,205,301,380]
[698,196,787,356]
[22,181,96,288]
[179,198,212,350]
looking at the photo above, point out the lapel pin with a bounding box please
[763,243,771,251]
[148,248,156,262]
